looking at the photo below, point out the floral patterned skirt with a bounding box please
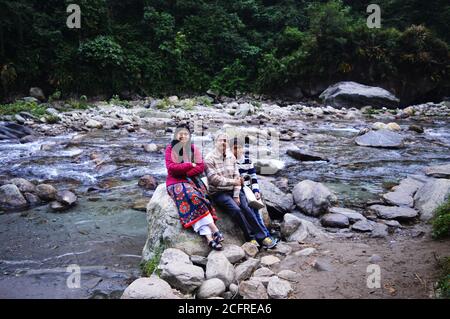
[167,179,217,229]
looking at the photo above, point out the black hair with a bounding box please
[171,123,193,163]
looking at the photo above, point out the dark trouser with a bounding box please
[212,190,267,242]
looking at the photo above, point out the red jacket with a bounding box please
[165,144,205,186]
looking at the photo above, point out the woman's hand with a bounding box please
[192,163,197,168]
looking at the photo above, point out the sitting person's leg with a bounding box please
[212,191,256,242]
[252,207,271,238]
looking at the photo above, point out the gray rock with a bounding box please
[287,148,328,162]
[281,214,330,242]
[351,220,374,232]
[313,260,333,272]
[277,270,301,282]
[320,213,350,228]
[143,143,158,153]
[281,213,303,238]
[239,280,268,299]
[159,248,192,269]
[267,277,293,299]
[368,205,418,221]
[160,261,205,293]
[85,119,103,129]
[292,180,338,216]
[235,103,254,118]
[253,267,275,278]
[196,278,226,299]
[36,184,57,201]
[329,207,366,223]
[369,254,383,263]
[355,129,404,148]
[370,223,389,238]
[261,255,280,267]
[121,277,180,299]
[383,176,424,207]
[23,192,40,206]
[408,124,424,133]
[294,247,316,256]
[0,184,28,209]
[56,190,77,206]
[258,178,294,216]
[414,178,450,221]
[9,178,35,193]
[190,255,208,267]
[254,159,285,175]
[270,242,292,256]
[138,175,157,190]
[142,184,245,261]
[383,220,401,228]
[235,258,260,282]
[319,81,399,109]
[221,244,246,264]
[425,164,450,179]
[241,242,259,258]
[249,276,273,287]
[229,283,239,295]
[30,87,46,101]
[206,252,235,287]
[49,201,70,212]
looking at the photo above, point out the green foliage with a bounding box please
[432,197,450,239]
[436,256,450,298]
[0,100,47,117]
[48,90,61,102]
[65,98,89,110]
[109,94,131,108]
[140,245,164,277]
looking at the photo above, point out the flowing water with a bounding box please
[0,114,449,298]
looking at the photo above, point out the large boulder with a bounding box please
[160,261,205,293]
[368,205,419,221]
[205,251,235,287]
[267,277,293,299]
[425,164,450,179]
[292,180,338,216]
[196,278,226,299]
[121,277,180,299]
[0,184,28,209]
[281,213,330,242]
[29,87,46,101]
[382,176,424,207]
[414,178,450,221]
[259,178,294,218]
[142,184,245,262]
[319,81,399,109]
[355,130,404,148]
[9,178,36,193]
[0,122,34,140]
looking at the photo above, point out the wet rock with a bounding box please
[20,135,38,144]
[253,267,275,278]
[206,251,235,287]
[0,184,28,209]
[351,220,374,232]
[85,119,103,129]
[414,178,450,221]
[267,277,293,299]
[355,129,404,148]
[287,148,328,162]
[49,200,68,212]
[221,244,246,264]
[142,184,245,261]
[196,278,226,299]
[368,205,418,221]
[239,280,268,299]
[160,262,205,293]
[56,190,77,206]
[425,164,450,179]
[9,178,35,193]
[23,192,40,206]
[0,122,34,139]
[408,124,424,133]
[36,184,57,201]
[258,178,293,217]
[121,277,180,299]
[292,180,338,216]
[241,242,259,258]
[235,258,260,282]
[329,207,366,223]
[261,255,280,267]
[319,81,399,109]
[320,213,350,228]
[138,175,157,190]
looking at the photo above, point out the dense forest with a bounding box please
[1,0,449,104]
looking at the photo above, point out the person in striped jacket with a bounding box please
[231,136,278,248]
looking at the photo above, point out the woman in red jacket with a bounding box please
[165,124,224,250]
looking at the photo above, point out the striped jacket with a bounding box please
[236,155,260,194]
[205,148,241,198]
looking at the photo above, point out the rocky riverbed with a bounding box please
[0,94,449,298]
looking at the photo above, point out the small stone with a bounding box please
[312,260,333,272]
[85,119,103,129]
[222,244,246,264]
[36,184,57,201]
[253,267,275,278]
[408,124,424,133]
[351,220,374,232]
[277,270,301,282]
[56,190,77,206]
[261,255,280,267]
[241,242,259,258]
[121,277,179,299]
[370,223,389,238]
[238,280,268,299]
[320,213,350,228]
[267,277,293,299]
[294,247,316,257]
[49,201,68,212]
[234,258,260,282]
[196,278,226,299]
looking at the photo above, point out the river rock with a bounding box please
[351,220,374,232]
[267,277,292,299]
[235,258,260,282]
[355,129,404,148]
[159,248,192,269]
[9,178,35,193]
[414,178,450,221]
[85,119,103,129]
[23,192,40,206]
[56,190,77,206]
[30,87,46,101]
[241,242,259,258]
[138,175,157,190]
[160,261,205,293]
[49,200,68,212]
[319,81,400,109]
[258,178,293,217]
[205,251,235,287]
[196,278,226,299]
[143,143,158,153]
[281,213,302,238]
[121,277,180,299]
[368,205,418,221]
[277,270,301,282]
[0,184,28,209]
[254,159,285,175]
[287,148,328,162]
[294,247,316,256]
[292,180,338,216]
[36,184,57,201]
[425,164,450,179]
[370,222,389,238]
[0,122,34,139]
[239,280,268,299]
[329,207,366,223]
[320,213,350,228]
[221,244,246,264]
[261,255,280,267]
[408,125,424,133]
[142,184,245,261]
[253,267,275,277]
[382,176,424,207]
[190,255,208,267]
[235,103,254,118]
